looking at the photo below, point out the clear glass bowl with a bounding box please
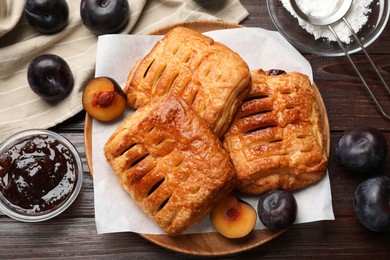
[0,129,83,222]
[267,0,389,56]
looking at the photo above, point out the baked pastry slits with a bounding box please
[104,95,236,235]
[124,27,251,137]
[223,70,328,195]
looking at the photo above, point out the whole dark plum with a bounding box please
[267,69,286,76]
[257,189,297,231]
[27,54,74,101]
[354,176,390,232]
[336,127,387,174]
[80,0,130,35]
[24,0,69,34]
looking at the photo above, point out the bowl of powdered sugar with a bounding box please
[267,0,389,56]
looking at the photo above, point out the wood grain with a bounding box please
[2,1,390,258]
[149,20,243,35]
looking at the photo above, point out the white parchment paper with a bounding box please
[92,28,335,235]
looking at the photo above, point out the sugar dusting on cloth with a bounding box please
[280,0,374,43]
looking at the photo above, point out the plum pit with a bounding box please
[94,91,115,107]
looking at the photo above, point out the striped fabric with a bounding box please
[0,0,248,142]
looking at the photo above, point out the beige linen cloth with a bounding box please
[0,0,248,142]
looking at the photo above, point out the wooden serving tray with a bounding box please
[84,20,330,256]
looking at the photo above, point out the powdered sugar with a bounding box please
[280,0,374,43]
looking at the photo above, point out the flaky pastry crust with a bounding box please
[124,27,251,137]
[223,70,328,194]
[104,95,236,235]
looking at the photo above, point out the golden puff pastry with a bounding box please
[223,70,328,195]
[124,27,251,137]
[104,94,236,235]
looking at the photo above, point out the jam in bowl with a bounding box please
[0,130,83,222]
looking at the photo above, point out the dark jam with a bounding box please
[0,134,77,214]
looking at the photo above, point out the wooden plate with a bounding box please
[84,20,330,256]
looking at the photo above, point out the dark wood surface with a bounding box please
[2,1,390,259]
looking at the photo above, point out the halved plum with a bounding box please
[210,194,257,239]
[82,77,127,121]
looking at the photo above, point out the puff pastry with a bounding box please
[124,27,251,137]
[223,70,328,195]
[104,95,236,235]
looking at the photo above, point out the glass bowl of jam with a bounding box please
[0,129,83,222]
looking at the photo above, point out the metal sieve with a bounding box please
[290,0,390,120]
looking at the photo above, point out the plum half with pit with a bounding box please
[27,54,74,101]
[82,77,127,121]
[336,127,387,174]
[210,194,257,239]
[354,176,390,232]
[24,0,69,34]
[80,0,130,35]
[257,189,297,231]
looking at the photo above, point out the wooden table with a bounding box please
[2,1,390,258]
